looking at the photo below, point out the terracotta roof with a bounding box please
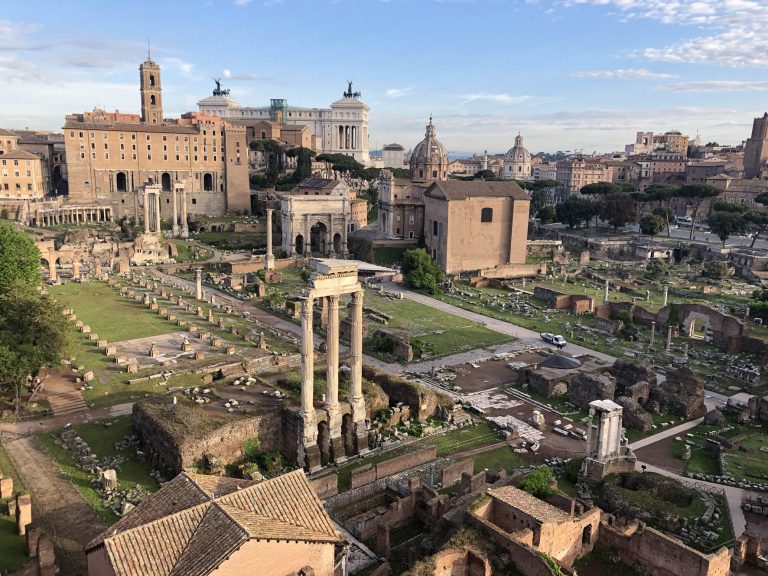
[62,120,199,134]
[489,485,570,524]
[87,470,341,576]
[426,180,529,201]
[0,149,42,161]
[0,128,19,137]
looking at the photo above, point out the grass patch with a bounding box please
[431,421,500,456]
[37,415,159,524]
[49,281,178,342]
[196,231,265,250]
[173,240,213,263]
[722,432,768,483]
[0,445,27,573]
[472,446,521,474]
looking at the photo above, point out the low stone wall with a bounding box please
[309,474,338,500]
[441,459,474,487]
[350,446,438,489]
[597,519,730,576]
[480,263,546,279]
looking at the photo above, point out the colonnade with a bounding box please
[338,125,358,150]
[37,206,113,227]
[299,262,367,471]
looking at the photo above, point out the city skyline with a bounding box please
[2,0,768,154]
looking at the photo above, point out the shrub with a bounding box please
[521,466,554,499]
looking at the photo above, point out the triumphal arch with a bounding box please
[298,259,368,471]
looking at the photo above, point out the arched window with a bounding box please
[481,207,493,222]
[149,75,155,87]
[161,172,171,192]
[203,173,213,191]
[116,172,127,192]
[150,95,156,105]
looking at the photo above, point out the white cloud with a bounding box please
[386,87,411,98]
[561,0,768,67]
[661,80,768,92]
[460,93,532,104]
[573,68,677,80]
[162,57,196,79]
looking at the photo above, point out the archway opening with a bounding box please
[310,222,328,254]
[116,172,127,192]
[203,173,213,192]
[295,234,305,255]
[333,232,342,254]
[317,420,331,466]
[582,525,592,546]
[161,172,172,192]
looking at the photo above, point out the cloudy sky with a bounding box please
[2,0,768,155]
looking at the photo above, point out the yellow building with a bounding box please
[0,149,48,199]
[64,56,250,220]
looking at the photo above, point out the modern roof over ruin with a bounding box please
[489,485,571,524]
[86,470,342,576]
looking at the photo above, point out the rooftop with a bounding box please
[426,180,529,201]
[489,485,570,524]
[86,470,341,576]
[0,149,42,161]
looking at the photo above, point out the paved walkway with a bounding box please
[382,283,617,363]
[629,414,707,451]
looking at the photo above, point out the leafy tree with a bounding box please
[250,139,285,184]
[0,284,71,412]
[402,248,444,295]
[316,153,365,175]
[555,197,597,228]
[0,223,41,293]
[708,211,747,247]
[712,201,746,214]
[645,258,668,280]
[639,215,665,238]
[579,182,621,196]
[285,146,316,182]
[642,184,679,236]
[537,205,556,223]
[677,184,722,239]
[745,210,768,247]
[703,261,728,279]
[473,169,496,180]
[599,193,636,230]
[520,466,554,499]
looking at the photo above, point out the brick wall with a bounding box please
[441,459,474,487]
[310,474,338,500]
[349,446,437,489]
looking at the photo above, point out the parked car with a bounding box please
[540,332,567,348]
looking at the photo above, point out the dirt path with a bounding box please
[4,437,106,576]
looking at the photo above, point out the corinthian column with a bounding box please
[349,290,364,416]
[171,186,179,236]
[143,192,150,234]
[325,295,340,418]
[265,208,275,270]
[301,296,315,418]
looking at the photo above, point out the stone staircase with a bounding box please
[46,388,87,416]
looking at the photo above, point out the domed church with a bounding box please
[410,117,449,183]
[501,133,532,180]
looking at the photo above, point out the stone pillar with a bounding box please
[171,186,179,236]
[143,191,150,234]
[666,325,673,352]
[72,260,81,280]
[300,296,321,471]
[181,187,189,238]
[305,215,311,257]
[376,522,391,558]
[26,524,42,557]
[663,285,669,307]
[265,208,275,270]
[16,493,31,535]
[649,321,655,348]
[349,290,368,454]
[154,191,161,235]
[604,279,609,303]
[36,535,55,576]
[326,295,345,462]
[194,267,203,301]
[47,249,57,282]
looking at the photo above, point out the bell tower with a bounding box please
[139,53,163,125]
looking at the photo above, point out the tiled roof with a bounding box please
[298,178,336,189]
[489,485,570,524]
[87,470,341,576]
[0,128,19,136]
[0,149,42,160]
[426,180,529,201]
[62,120,199,134]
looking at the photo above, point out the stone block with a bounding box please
[211,337,222,348]
[26,524,42,557]
[114,354,126,364]
[97,340,108,349]
[126,363,138,374]
[16,493,31,535]
[198,331,210,340]
[83,371,94,382]
[177,319,187,327]
[194,351,205,361]
[188,324,198,333]
[226,347,236,355]
[74,320,83,328]
[167,314,177,322]
[0,476,13,499]
[149,303,159,311]
[158,307,167,315]
[87,333,99,341]
[37,535,55,576]
[7,498,16,517]
[202,373,213,385]
[106,346,117,357]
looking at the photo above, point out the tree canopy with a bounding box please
[745,210,768,248]
[708,210,747,247]
[520,466,554,499]
[402,248,444,295]
[599,193,636,230]
[677,184,722,239]
[639,215,665,238]
[0,223,41,293]
[555,197,597,228]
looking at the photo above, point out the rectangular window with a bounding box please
[432,220,438,236]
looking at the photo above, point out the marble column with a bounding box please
[143,192,150,234]
[72,261,81,280]
[194,267,203,301]
[171,187,179,236]
[325,294,345,463]
[181,189,189,238]
[47,249,57,282]
[265,208,275,270]
[300,296,321,471]
[663,285,669,307]
[349,290,368,454]
[650,321,655,348]
[604,279,609,303]
[154,191,161,235]
[666,325,673,352]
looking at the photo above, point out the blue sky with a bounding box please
[2,0,768,154]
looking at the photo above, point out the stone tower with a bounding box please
[744,113,768,179]
[140,55,163,125]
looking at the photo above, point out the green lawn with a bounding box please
[472,446,520,474]
[173,240,213,263]
[722,432,768,482]
[431,421,500,456]
[196,231,265,250]
[373,246,407,266]
[49,281,178,342]
[0,445,27,573]
[37,416,158,524]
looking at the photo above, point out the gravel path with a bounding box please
[4,437,107,576]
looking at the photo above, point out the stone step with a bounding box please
[47,391,87,416]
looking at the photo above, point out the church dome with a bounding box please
[410,117,448,182]
[502,133,532,180]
